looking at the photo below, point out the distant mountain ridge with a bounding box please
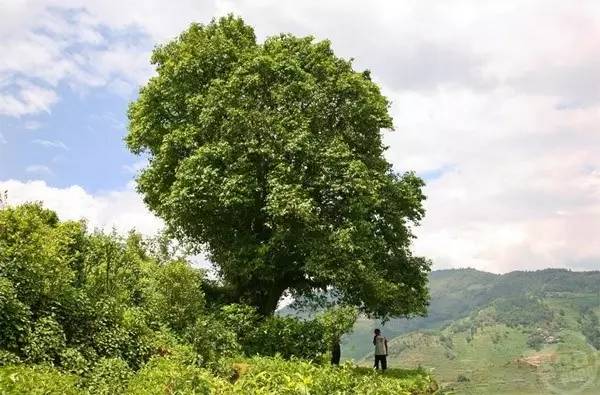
[342,268,599,394]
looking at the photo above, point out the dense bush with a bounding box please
[185,315,242,366]
[83,357,133,394]
[0,204,77,312]
[0,364,79,394]
[1,203,357,371]
[215,304,261,346]
[244,315,326,359]
[0,278,31,352]
[59,347,89,375]
[148,260,205,333]
[0,350,21,366]
[0,202,433,394]
[24,316,66,364]
[0,203,213,371]
[224,304,358,361]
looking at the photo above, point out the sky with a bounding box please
[1,0,599,273]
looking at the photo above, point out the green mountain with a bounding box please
[343,268,600,394]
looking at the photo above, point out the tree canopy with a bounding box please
[126,15,430,319]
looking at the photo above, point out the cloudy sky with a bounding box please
[1,0,599,273]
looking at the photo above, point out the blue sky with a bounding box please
[1,1,599,273]
[1,87,135,192]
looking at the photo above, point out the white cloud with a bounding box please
[0,179,163,235]
[32,139,68,150]
[46,0,217,42]
[0,1,219,117]
[25,165,53,176]
[0,132,6,144]
[2,0,599,273]
[387,86,600,273]
[0,83,58,117]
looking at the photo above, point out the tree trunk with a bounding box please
[237,280,287,316]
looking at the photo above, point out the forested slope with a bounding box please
[348,269,600,394]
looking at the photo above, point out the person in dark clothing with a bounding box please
[331,338,341,365]
[373,328,388,371]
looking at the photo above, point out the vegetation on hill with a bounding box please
[346,269,599,394]
[0,201,435,394]
[341,269,598,357]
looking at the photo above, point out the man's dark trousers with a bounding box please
[374,355,387,370]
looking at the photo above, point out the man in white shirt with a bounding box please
[373,328,388,371]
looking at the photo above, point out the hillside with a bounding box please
[342,269,500,359]
[347,269,600,394]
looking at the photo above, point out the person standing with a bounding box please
[331,338,341,366]
[373,328,388,371]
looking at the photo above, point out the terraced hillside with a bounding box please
[348,269,599,394]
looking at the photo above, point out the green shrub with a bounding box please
[225,307,358,362]
[90,323,130,359]
[59,347,89,375]
[0,350,21,366]
[24,316,66,364]
[186,315,241,366]
[245,316,326,360]
[84,357,132,394]
[78,301,152,369]
[216,304,261,346]
[119,307,155,369]
[0,364,79,394]
[316,306,358,345]
[144,326,199,367]
[526,332,545,351]
[0,277,31,352]
[216,304,357,362]
[54,289,96,350]
[149,260,205,333]
[127,356,231,394]
[0,204,76,312]
[229,356,434,395]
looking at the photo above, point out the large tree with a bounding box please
[126,16,430,318]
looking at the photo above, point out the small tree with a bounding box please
[127,15,430,319]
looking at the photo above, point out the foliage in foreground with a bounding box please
[228,357,436,395]
[0,355,435,395]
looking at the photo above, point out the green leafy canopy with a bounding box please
[127,15,430,319]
